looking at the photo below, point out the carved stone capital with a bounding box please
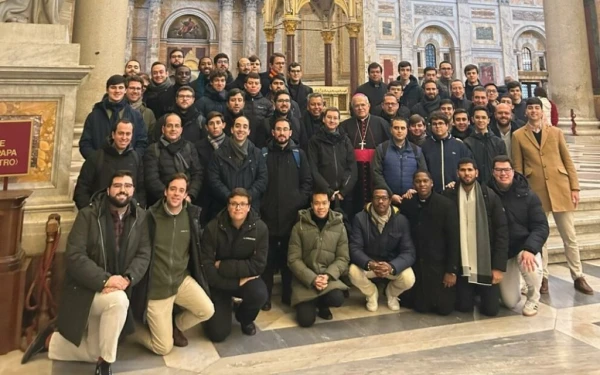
[219,0,235,10]
[345,22,361,38]
[283,19,299,36]
[245,0,259,11]
[321,30,335,44]
[264,28,277,42]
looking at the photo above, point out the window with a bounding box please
[417,52,422,68]
[522,47,532,71]
[425,44,436,68]
[539,56,546,71]
[443,53,450,63]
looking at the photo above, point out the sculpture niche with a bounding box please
[0,0,63,23]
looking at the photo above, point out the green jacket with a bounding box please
[287,209,349,306]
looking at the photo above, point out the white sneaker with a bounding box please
[387,296,400,311]
[522,301,538,317]
[366,289,378,312]
[521,284,528,296]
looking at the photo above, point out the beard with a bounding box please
[108,193,132,208]
[460,177,476,187]
[275,136,289,145]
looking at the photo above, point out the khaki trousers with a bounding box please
[48,291,129,363]
[500,252,543,309]
[348,264,416,298]
[135,275,214,355]
[542,211,582,280]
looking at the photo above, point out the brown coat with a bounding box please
[511,125,579,213]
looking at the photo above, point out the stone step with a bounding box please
[548,212,600,236]
[548,233,600,264]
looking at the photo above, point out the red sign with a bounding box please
[0,120,34,177]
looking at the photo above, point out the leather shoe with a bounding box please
[172,326,188,347]
[261,301,272,311]
[21,323,54,364]
[241,322,256,336]
[574,277,594,295]
[540,277,549,294]
[317,307,333,320]
[95,359,112,375]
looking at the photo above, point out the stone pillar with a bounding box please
[544,0,600,132]
[219,0,234,58]
[498,1,518,81]
[456,1,472,75]
[283,19,299,63]
[399,0,414,62]
[321,30,335,86]
[244,0,259,56]
[347,23,361,94]
[265,28,276,59]
[125,0,135,62]
[146,0,161,72]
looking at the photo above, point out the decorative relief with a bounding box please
[346,23,361,38]
[264,28,277,42]
[512,10,544,22]
[378,3,395,13]
[471,8,496,19]
[321,30,335,44]
[414,5,453,17]
[0,101,58,184]
[476,26,494,41]
[283,19,299,35]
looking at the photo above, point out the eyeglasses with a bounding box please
[111,183,134,189]
[217,59,229,64]
[373,196,390,202]
[229,202,249,209]
[431,122,447,127]
[493,168,513,174]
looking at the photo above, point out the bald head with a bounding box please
[494,103,513,126]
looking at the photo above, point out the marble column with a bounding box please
[244,0,259,56]
[321,30,335,86]
[125,0,135,62]
[283,19,299,63]
[398,0,414,62]
[456,0,472,75]
[220,0,234,58]
[146,0,161,71]
[264,28,276,59]
[544,0,600,131]
[347,23,361,94]
[498,1,518,81]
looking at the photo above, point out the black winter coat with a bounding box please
[355,79,388,110]
[398,75,423,110]
[301,110,323,142]
[207,139,268,216]
[153,106,206,144]
[260,140,313,236]
[260,112,308,150]
[464,132,507,185]
[144,84,173,119]
[307,128,358,198]
[489,119,522,138]
[195,85,227,118]
[227,73,247,91]
[451,96,472,110]
[244,91,274,145]
[371,105,411,123]
[132,202,208,324]
[195,137,228,224]
[143,138,203,204]
[349,205,415,274]
[443,183,509,273]
[488,173,549,259]
[288,81,313,111]
[57,194,151,346]
[201,209,269,291]
[421,134,472,192]
[74,141,145,209]
[79,100,148,160]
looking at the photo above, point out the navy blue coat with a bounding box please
[421,135,471,192]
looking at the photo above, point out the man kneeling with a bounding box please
[349,188,416,311]
[134,173,215,355]
[22,171,151,374]
[288,191,350,327]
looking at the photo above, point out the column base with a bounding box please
[558,117,600,144]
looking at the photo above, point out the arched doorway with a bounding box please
[514,28,547,98]
[415,25,456,79]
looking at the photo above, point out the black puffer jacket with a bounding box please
[464,132,507,185]
[260,112,308,150]
[201,209,268,291]
[301,110,323,141]
[307,127,357,198]
[244,91,274,145]
[398,75,423,110]
[74,140,145,209]
[488,173,549,259]
[288,81,313,111]
[260,140,313,236]
[195,85,227,118]
[143,138,203,204]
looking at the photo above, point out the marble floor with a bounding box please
[3,261,600,375]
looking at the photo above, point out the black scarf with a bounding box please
[323,127,342,144]
[160,136,189,172]
[103,97,128,126]
[230,139,249,167]
[422,95,441,115]
[311,210,328,232]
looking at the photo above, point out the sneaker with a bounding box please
[387,296,400,311]
[366,289,378,312]
[522,301,539,317]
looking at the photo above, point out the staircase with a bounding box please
[547,142,600,263]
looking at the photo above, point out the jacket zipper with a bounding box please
[169,217,176,294]
[441,139,446,188]
[97,215,107,272]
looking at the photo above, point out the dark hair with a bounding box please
[493,155,514,169]
[368,62,382,73]
[209,70,227,82]
[500,95,513,104]
[169,48,184,58]
[439,61,453,69]
[288,62,301,72]
[451,78,464,86]
[457,157,478,170]
[398,61,412,70]
[176,85,195,97]
[413,169,432,180]
[484,83,498,90]
[213,53,229,65]
[312,190,331,201]
[472,86,487,95]
[464,64,479,75]
[526,97,543,107]
[229,187,252,205]
[110,170,134,186]
[151,61,166,70]
[199,56,212,64]
[471,105,489,117]
[269,52,286,65]
[383,92,398,101]
[429,111,449,125]
[323,106,340,118]
[273,90,290,102]
[112,119,133,133]
[408,114,425,126]
[245,72,261,82]
[106,74,126,89]
[138,73,150,83]
[272,117,291,130]
[453,108,469,120]
[388,80,403,89]
[270,73,286,84]
[390,117,408,127]
[506,81,521,91]
[534,86,548,98]
[423,67,437,75]
[248,55,260,63]
[163,113,182,126]
[227,88,245,100]
[207,111,224,123]
[125,75,144,87]
[372,185,392,198]
[422,79,437,88]
[440,99,454,108]
[166,172,189,192]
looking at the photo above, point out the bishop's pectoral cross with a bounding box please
[358,140,366,150]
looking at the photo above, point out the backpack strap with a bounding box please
[291,149,301,168]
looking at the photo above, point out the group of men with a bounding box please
[20,52,593,374]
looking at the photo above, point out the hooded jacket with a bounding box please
[195,85,227,118]
[398,75,424,110]
[421,134,472,192]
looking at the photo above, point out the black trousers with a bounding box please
[295,289,345,328]
[401,262,455,316]
[261,236,292,305]
[203,278,268,342]
[455,276,500,316]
